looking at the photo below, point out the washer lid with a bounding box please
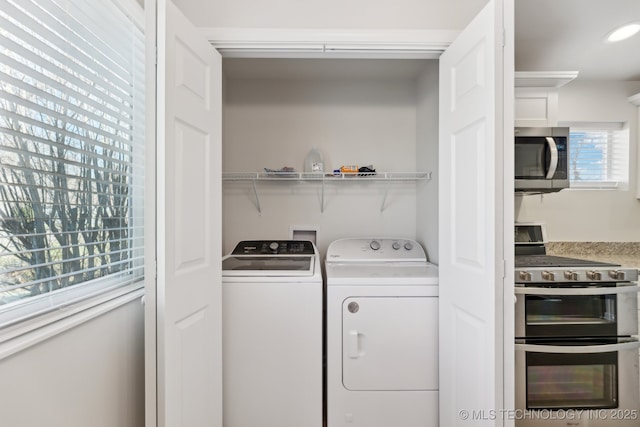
[222,255,315,276]
[223,240,318,277]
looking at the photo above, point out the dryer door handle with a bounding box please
[348,330,360,359]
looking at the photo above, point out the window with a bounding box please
[567,122,629,190]
[0,0,145,325]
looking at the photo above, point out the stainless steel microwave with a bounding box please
[515,127,569,193]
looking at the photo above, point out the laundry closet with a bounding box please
[220,57,440,427]
[220,57,440,259]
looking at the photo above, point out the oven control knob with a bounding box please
[392,241,401,250]
[404,241,414,251]
[518,271,532,282]
[609,270,626,280]
[542,271,556,281]
[587,271,602,280]
[370,240,381,251]
[268,242,279,252]
[564,271,579,281]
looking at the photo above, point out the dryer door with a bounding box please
[342,297,438,391]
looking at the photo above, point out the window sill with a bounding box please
[0,282,145,361]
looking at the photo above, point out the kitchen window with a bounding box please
[0,0,145,326]
[567,122,629,190]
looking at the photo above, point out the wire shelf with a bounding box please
[222,171,432,182]
[222,171,432,213]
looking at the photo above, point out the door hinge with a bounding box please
[501,29,506,47]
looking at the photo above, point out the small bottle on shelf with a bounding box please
[304,148,324,175]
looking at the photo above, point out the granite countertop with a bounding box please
[546,242,640,270]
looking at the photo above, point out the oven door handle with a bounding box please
[545,137,559,179]
[515,284,639,296]
[516,340,640,354]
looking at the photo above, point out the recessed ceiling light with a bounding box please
[607,23,640,42]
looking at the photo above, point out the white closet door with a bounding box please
[439,0,506,425]
[147,0,223,426]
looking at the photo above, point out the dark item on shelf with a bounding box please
[264,167,297,177]
[358,165,376,176]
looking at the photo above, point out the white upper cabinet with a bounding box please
[514,71,578,127]
[515,88,559,127]
[630,92,640,199]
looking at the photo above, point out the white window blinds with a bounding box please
[567,122,629,190]
[0,0,145,322]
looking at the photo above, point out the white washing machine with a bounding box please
[222,240,322,427]
[325,238,439,427]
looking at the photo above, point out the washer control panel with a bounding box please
[232,240,315,255]
[327,238,427,262]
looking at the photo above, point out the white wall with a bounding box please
[173,0,487,30]
[516,80,640,241]
[222,59,439,256]
[415,61,439,263]
[0,299,145,427]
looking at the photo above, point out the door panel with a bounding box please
[452,120,487,268]
[439,0,504,425]
[174,123,210,270]
[150,1,223,426]
[342,297,438,391]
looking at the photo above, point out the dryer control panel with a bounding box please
[326,238,426,262]
[231,240,315,255]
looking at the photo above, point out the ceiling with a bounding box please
[515,0,640,81]
[224,0,640,83]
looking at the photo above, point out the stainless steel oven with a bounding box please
[515,338,640,427]
[515,284,639,339]
[514,223,640,426]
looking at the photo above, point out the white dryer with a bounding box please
[325,238,439,427]
[222,240,322,427]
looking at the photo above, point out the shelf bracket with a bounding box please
[252,178,262,214]
[380,185,390,213]
[321,179,325,213]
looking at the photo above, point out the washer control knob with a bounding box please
[518,271,532,282]
[369,240,381,251]
[587,271,602,281]
[392,241,401,250]
[268,242,279,252]
[564,271,579,281]
[542,271,556,281]
[404,241,414,251]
